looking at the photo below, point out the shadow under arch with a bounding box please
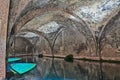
[19,29,53,57]
[10,36,35,56]
[14,36,34,49]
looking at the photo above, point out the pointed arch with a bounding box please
[99,10,120,40]
[10,7,90,35]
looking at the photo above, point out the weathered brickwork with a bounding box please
[0,0,10,79]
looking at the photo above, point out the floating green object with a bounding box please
[64,54,74,62]
[8,58,21,63]
[38,78,74,80]
[10,63,36,75]
[40,78,75,80]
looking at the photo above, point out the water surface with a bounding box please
[12,57,120,80]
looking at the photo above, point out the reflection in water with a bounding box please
[12,57,120,80]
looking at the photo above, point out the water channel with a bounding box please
[9,56,120,80]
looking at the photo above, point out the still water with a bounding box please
[11,57,120,80]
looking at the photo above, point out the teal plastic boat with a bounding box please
[8,58,21,63]
[10,63,36,74]
[39,78,74,80]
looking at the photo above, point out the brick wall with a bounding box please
[0,0,10,79]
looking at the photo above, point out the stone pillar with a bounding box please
[0,0,10,79]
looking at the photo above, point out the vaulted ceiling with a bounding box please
[8,0,120,35]
[8,0,120,55]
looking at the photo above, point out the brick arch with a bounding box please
[18,10,92,40]
[10,8,95,45]
[19,15,92,52]
[9,7,97,56]
[10,7,89,35]
[20,12,96,55]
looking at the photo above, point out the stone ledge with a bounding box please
[9,53,120,63]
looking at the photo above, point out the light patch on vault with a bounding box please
[23,32,39,38]
[38,21,60,33]
[74,0,120,24]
